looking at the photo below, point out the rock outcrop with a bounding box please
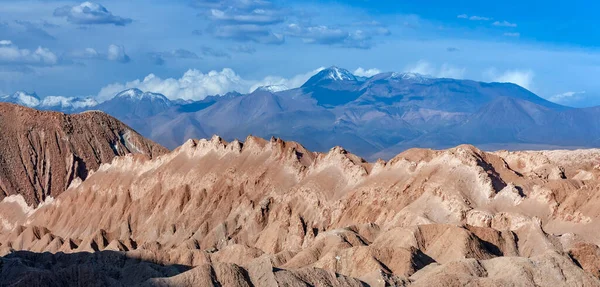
[1,135,600,286]
[0,103,168,206]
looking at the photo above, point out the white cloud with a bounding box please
[69,45,131,62]
[69,47,100,59]
[504,32,520,37]
[249,67,325,92]
[470,16,491,21]
[438,64,466,79]
[98,67,326,101]
[353,67,381,77]
[0,40,58,66]
[209,8,284,25]
[286,23,387,49]
[405,60,465,79]
[493,20,517,27]
[107,44,130,63]
[491,69,534,90]
[549,91,586,103]
[406,60,436,76]
[98,69,247,101]
[54,2,132,26]
[457,14,492,21]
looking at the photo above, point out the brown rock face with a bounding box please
[0,103,168,206]
[2,135,600,286]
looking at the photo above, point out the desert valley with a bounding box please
[2,0,600,285]
[1,102,600,286]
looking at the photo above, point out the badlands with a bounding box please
[0,106,600,286]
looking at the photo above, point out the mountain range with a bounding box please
[3,66,599,159]
[2,133,600,285]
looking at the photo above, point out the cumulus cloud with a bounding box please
[197,0,286,44]
[69,47,100,59]
[249,67,325,92]
[97,69,247,101]
[97,67,325,101]
[107,44,130,63]
[491,69,534,90]
[54,2,132,26]
[438,64,466,79]
[405,60,465,79]
[493,20,517,27]
[549,91,586,104]
[353,67,381,77]
[69,45,131,63]
[0,40,58,66]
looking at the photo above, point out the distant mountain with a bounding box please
[0,91,41,107]
[95,88,173,119]
[4,66,599,159]
[0,91,97,112]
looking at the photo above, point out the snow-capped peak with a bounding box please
[302,66,358,87]
[254,84,289,93]
[114,88,170,102]
[389,72,430,82]
[324,66,356,81]
[0,91,41,107]
[40,96,98,109]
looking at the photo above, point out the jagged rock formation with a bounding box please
[0,103,168,206]
[1,135,600,286]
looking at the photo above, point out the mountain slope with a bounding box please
[3,67,592,160]
[95,88,174,119]
[0,103,168,206]
[1,136,600,285]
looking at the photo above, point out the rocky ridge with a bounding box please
[0,103,169,206]
[1,135,600,286]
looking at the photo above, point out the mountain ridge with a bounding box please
[2,66,595,160]
[2,134,600,285]
[0,102,169,206]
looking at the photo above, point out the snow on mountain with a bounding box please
[326,66,357,81]
[302,66,358,87]
[114,88,170,102]
[0,91,98,111]
[0,91,41,107]
[254,84,290,93]
[40,96,98,110]
[389,72,430,82]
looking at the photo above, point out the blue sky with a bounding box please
[0,0,599,107]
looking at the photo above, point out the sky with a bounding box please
[0,0,599,107]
